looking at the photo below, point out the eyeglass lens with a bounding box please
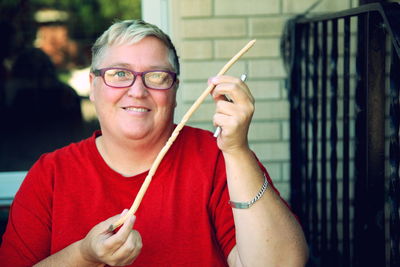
[104,69,174,89]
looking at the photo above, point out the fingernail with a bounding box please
[121,209,128,216]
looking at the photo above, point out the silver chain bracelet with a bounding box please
[228,173,269,209]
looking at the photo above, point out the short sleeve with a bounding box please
[208,153,236,259]
[0,155,54,266]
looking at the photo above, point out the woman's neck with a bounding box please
[96,125,174,177]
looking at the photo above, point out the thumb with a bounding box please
[105,212,136,246]
[98,209,130,233]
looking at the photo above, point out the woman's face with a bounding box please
[89,36,178,142]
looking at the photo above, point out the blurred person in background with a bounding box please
[0,47,82,171]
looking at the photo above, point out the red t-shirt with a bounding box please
[0,126,278,266]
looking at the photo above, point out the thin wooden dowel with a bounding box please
[109,39,256,231]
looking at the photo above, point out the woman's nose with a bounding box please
[127,75,149,98]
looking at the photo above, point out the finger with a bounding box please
[215,99,235,115]
[111,230,143,264]
[210,76,253,104]
[104,214,136,250]
[79,210,129,264]
[214,112,243,132]
[211,75,248,90]
[215,97,253,124]
[214,93,232,103]
[213,112,230,129]
[213,100,234,134]
[97,209,128,229]
[213,84,252,107]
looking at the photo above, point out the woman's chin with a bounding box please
[122,129,149,140]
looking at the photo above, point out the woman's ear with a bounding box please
[89,73,95,102]
[174,79,179,108]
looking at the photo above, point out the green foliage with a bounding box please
[98,0,141,20]
[1,0,141,41]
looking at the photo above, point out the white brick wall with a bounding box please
[215,0,280,15]
[182,19,247,38]
[282,0,351,13]
[170,0,357,200]
[179,0,212,17]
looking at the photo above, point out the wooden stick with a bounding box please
[109,39,256,231]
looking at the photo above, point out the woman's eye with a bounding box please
[116,71,126,77]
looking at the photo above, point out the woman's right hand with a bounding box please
[79,210,142,266]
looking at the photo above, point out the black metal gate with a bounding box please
[285,3,400,266]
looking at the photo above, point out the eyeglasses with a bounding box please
[93,68,177,90]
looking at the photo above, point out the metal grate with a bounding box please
[285,3,400,266]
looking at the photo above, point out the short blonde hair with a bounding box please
[91,20,180,75]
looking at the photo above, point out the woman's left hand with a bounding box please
[209,75,255,154]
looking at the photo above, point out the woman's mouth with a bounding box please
[123,107,150,112]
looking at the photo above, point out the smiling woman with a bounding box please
[0,19,308,267]
[89,36,178,151]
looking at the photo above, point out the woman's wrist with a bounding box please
[77,240,104,267]
[222,144,252,159]
[33,240,104,267]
